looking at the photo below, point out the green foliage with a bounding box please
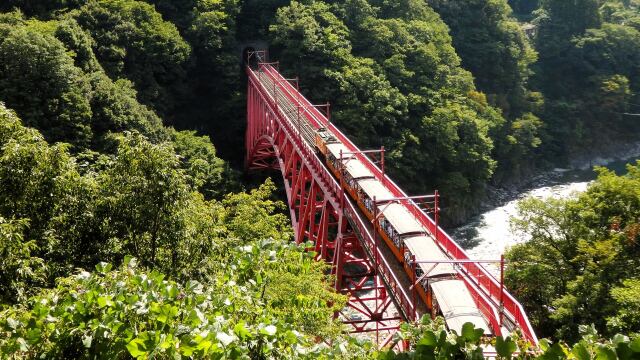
[507,163,640,340]
[0,0,86,17]
[0,14,171,150]
[533,0,640,159]
[430,0,537,114]
[608,279,640,334]
[144,0,245,162]
[0,25,93,146]
[0,105,270,291]
[270,0,502,224]
[509,0,540,16]
[0,105,349,357]
[73,0,191,114]
[171,129,238,199]
[0,104,80,245]
[429,0,544,182]
[88,72,168,144]
[380,316,488,359]
[0,255,344,358]
[93,133,193,271]
[0,217,46,306]
[378,316,640,360]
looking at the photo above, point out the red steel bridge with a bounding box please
[244,51,538,348]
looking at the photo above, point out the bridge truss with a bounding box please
[244,52,538,348]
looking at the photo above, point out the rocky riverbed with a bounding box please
[452,147,640,276]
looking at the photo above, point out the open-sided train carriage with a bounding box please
[375,203,425,261]
[402,236,455,312]
[313,124,493,336]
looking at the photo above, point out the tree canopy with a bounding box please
[507,163,640,341]
[2,0,640,356]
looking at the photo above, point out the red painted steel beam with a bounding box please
[259,64,538,344]
[245,65,404,344]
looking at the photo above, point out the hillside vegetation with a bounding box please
[1,0,640,358]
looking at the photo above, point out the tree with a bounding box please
[0,0,86,17]
[507,164,640,340]
[0,218,46,305]
[0,104,81,246]
[0,27,93,146]
[88,72,168,145]
[171,130,236,199]
[430,0,537,116]
[508,0,540,16]
[608,279,640,333]
[74,0,191,115]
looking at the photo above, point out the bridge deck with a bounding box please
[254,67,425,324]
[247,61,538,345]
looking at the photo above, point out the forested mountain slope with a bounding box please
[1,0,640,357]
[2,0,637,225]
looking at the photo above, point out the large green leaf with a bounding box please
[126,338,147,358]
[460,322,483,342]
[572,343,590,360]
[496,336,518,359]
[595,347,617,360]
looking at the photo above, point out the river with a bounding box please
[452,155,640,276]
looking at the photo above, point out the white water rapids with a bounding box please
[452,154,640,276]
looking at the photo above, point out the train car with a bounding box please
[430,280,491,335]
[314,127,338,157]
[354,178,393,218]
[375,203,426,262]
[312,127,492,335]
[324,143,352,177]
[402,236,491,334]
[402,235,456,310]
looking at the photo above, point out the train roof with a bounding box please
[403,236,456,278]
[430,279,491,335]
[326,143,354,160]
[357,178,393,200]
[342,159,374,180]
[377,203,425,235]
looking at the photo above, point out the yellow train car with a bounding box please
[314,127,337,157]
[324,143,353,179]
[402,235,456,310]
[375,203,426,262]
[323,143,378,203]
[352,178,392,221]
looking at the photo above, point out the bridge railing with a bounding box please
[249,69,414,317]
[257,64,537,344]
[343,199,415,321]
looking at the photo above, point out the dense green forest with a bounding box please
[506,164,640,342]
[1,0,637,224]
[1,0,640,358]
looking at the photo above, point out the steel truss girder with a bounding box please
[245,72,402,345]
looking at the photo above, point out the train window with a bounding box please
[421,278,429,290]
[393,234,401,247]
[404,251,411,263]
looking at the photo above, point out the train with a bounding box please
[314,127,490,333]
